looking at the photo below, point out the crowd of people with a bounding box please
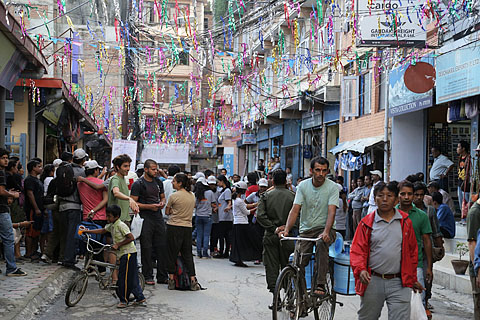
[0,141,477,318]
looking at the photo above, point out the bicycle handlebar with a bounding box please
[280,235,323,242]
[84,233,111,255]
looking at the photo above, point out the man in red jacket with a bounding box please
[351,181,423,319]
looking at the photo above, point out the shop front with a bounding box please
[389,54,435,181]
[329,136,384,183]
[302,110,323,177]
[281,120,301,181]
[269,124,283,159]
[256,126,269,170]
[431,41,480,198]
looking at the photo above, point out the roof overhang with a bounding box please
[0,2,48,76]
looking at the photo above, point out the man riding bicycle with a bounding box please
[278,156,338,298]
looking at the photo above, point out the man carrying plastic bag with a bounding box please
[351,181,424,319]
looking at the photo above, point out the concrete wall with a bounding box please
[390,110,426,181]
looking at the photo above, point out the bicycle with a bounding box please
[65,233,145,307]
[272,236,343,320]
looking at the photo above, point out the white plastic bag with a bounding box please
[130,214,144,240]
[410,291,427,320]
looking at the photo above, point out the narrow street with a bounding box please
[35,256,474,320]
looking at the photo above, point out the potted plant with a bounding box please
[451,242,469,275]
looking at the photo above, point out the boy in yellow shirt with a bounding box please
[81,205,145,308]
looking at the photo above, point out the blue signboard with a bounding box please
[242,133,256,145]
[257,128,269,141]
[388,55,433,117]
[436,42,480,104]
[223,154,234,176]
[269,124,283,138]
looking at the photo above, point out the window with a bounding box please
[142,1,155,24]
[179,50,189,65]
[341,76,359,118]
[204,18,209,31]
[140,40,156,64]
[158,81,189,104]
[359,71,371,116]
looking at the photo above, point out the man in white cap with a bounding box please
[246,178,269,207]
[58,148,87,270]
[367,170,383,214]
[136,163,145,178]
[193,172,205,181]
[52,159,62,177]
[76,160,108,270]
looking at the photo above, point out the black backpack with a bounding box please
[55,163,76,197]
[174,255,191,290]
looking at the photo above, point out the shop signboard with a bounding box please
[356,0,426,47]
[388,56,434,117]
[269,124,283,138]
[436,42,480,104]
[242,133,256,145]
[302,111,323,130]
[112,139,138,168]
[223,147,234,176]
[256,128,269,141]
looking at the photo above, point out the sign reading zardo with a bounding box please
[357,0,427,47]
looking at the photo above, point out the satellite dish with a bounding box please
[403,62,436,94]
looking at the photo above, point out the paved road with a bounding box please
[36,256,474,320]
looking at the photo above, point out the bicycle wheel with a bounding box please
[273,265,301,320]
[138,272,145,290]
[65,273,89,307]
[314,260,336,320]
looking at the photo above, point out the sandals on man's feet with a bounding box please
[117,302,128,308]
[311,286,327,298]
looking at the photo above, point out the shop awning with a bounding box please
[329,135,384,154]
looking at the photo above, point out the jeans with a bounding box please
[0,212,17,274]
[458,186,471,216]
[470,274,480,320]
[61,209,81,265]
[417,267,425,305]
[196,216,212,256]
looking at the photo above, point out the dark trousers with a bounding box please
[210,222,219,252]
[117,252,145,304]
[45,209,66,261]
[166,225,196,276]
[295,227,336,287]
[140,216,167,282]
[471,274,480,320]
[217,221,233,255]
[440,226,454,239]
[60,209,81,265]
[263,233,295,292]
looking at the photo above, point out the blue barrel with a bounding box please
[333,248,356,295]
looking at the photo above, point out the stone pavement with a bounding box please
[0,259,75,320]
